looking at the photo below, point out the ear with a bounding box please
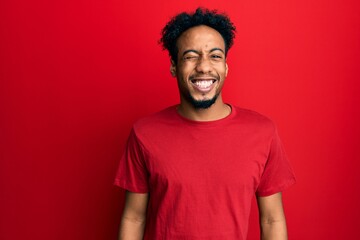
[170,60,176,77]
[225,63,228,77]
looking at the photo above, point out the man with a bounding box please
[115,8,296,240]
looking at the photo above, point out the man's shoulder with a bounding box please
[230,105,276,132]
[133,105,178,130]
[232,105,273,123]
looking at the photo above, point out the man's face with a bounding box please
[172,25,228,109]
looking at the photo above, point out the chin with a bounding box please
[189,94,219,109]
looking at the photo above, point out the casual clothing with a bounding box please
[115,105,296,239]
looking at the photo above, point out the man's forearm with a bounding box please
[119,216,146,240]
[260,218,288,240]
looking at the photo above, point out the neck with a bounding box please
[177,95,231,121]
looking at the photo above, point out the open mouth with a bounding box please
[190,79,217,92]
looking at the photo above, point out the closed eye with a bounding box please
[183,55,199,60]
[211,55,223,60]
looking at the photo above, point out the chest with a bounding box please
[143,127,270,192]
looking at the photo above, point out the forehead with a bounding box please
[176,25,225,52]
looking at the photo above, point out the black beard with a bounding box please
[186,93,219,109]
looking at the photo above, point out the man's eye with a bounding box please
[211,55,222,59]
[184,56,198,60]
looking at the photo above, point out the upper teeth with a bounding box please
[194,80,213,88]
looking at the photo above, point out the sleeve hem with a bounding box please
[114,179,149,194]
[256,177,296,197]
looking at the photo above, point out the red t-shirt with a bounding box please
[115,105,296,239]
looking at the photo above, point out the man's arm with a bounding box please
[119,190,149,240]
[257,192,288,240]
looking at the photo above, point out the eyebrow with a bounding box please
[182,48,225,56]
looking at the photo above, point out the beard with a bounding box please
[178,73,221,109]
[186,92,219,109]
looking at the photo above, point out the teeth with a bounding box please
[194,80,213,88]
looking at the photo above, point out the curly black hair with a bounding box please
[160,7,236,64]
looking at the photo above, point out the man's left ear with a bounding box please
[170,60,176,77]
[225,63,228,77]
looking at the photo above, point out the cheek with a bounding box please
[179,66,194,79]
[216,65,227,78]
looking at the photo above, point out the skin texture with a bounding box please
[257,193,288,240]
[118,25,288,240]
[118,191,149,240]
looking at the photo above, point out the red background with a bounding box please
[1,0,359,239]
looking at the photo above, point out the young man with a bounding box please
[115,8,296,240]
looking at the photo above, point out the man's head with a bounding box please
[160,8,236,65]
[160,8,236,110]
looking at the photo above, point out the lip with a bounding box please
[190,78,217,93]
[191,77,216,80]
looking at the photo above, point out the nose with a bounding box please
[195,56,212,74]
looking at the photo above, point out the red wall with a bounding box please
[1,0,359,239]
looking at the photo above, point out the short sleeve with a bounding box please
[114,128,149,193]
[256,127,296,197]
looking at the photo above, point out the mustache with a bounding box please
[189,74,220,81]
